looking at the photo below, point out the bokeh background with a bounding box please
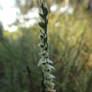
[0,0,92,92]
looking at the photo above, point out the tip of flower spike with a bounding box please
[41,3,48,16]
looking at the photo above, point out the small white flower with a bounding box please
[38,57,46,66]
[40,50,48,57]
[47,59,53,64]
[38,42,44,47]
[45,73,55,79]
[45,64,55,71]
[44,80,55,89]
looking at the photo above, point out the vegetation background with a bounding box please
[0,0,92,92]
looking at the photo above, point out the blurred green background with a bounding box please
[0,0,92,92]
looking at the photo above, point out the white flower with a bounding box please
[40,50,48,57]
[38,57,46,66]
[47,59,53,64]
[45,73,55,79]
[44,80,55,89]
[38,42,44,48]
[45,64,55,71]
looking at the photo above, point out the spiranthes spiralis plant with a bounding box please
[38,0,56,92]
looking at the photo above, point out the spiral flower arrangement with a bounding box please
[38,0,56,92]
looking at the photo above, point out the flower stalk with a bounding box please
[38,0,56,92]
